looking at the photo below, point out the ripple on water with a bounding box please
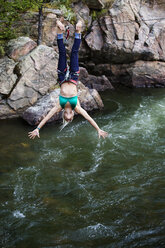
[62,223,119,243]
[1,89,165,248]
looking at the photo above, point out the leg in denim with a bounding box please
[57,34,67,82]
[70,33,81,82]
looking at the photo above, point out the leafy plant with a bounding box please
[60,5,76,22]
[0,46,5,58]
[0,0,50,43]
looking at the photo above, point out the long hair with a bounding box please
[60,110,73,131]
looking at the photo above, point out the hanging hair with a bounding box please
[60,110,73,131]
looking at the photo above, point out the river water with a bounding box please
[0,88,165,248]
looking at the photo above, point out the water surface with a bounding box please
[0,88,165,248]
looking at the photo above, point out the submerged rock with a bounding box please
[22,82,104,125]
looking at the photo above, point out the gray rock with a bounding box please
[6,37,37,61]
[85,20,104,51]
[22,89,61,125]
[73,1,92,29]
[8,45,59,112]
[87,0,165,63]
[0,100,18,119]
[0,57,18,95]
[79,67,114,91]
[130,61,165,88]
[22,82,104,125]
[93,61,165,88]
[77,81,104,111]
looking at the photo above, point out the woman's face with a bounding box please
[64,108,74,122]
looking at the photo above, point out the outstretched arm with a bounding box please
[75,104,108,139]
[28,102,62,139]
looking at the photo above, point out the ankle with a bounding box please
[57,30,63,34]
[75,33,81,39]
[57,33,63,39]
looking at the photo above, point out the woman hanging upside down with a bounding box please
[28,19,108,139]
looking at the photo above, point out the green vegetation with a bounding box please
[0,46,5,58]
[0,0,76,49]
[90,0,115,21]
[104,0,115,8]
[0,0,116,53]
[0,0,51,46]
[60,5,76,23]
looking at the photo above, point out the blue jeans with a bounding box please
[57,34,81,83]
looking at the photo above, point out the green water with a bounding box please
[0,88,165,248]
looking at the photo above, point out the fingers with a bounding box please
[28,132,33,139]
[28,134,35,139]
[98,130,108,139]
[28,130,38,139]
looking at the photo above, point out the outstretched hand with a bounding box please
[28,129,40,139]
[98,129,108,139]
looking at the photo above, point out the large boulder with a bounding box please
[77,81,104,110]
[0,100,18,119]
[79,67,114,91]
[129,61,165,88]
[22,88,61,125]
[22,82,104,125]
[93,61,165,88]
[0,57,18,95]
[7,45,58,113]
[6,37,37,61]
[85,0,165,64]
[79,0,165,88]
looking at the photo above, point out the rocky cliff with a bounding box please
[0,37,104,120]
[0,0,165,121]
[81,0,165,87]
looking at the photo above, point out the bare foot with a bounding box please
[56,19,65,33]
[76,20,83,33]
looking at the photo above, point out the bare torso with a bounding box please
[60,82,78,97]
